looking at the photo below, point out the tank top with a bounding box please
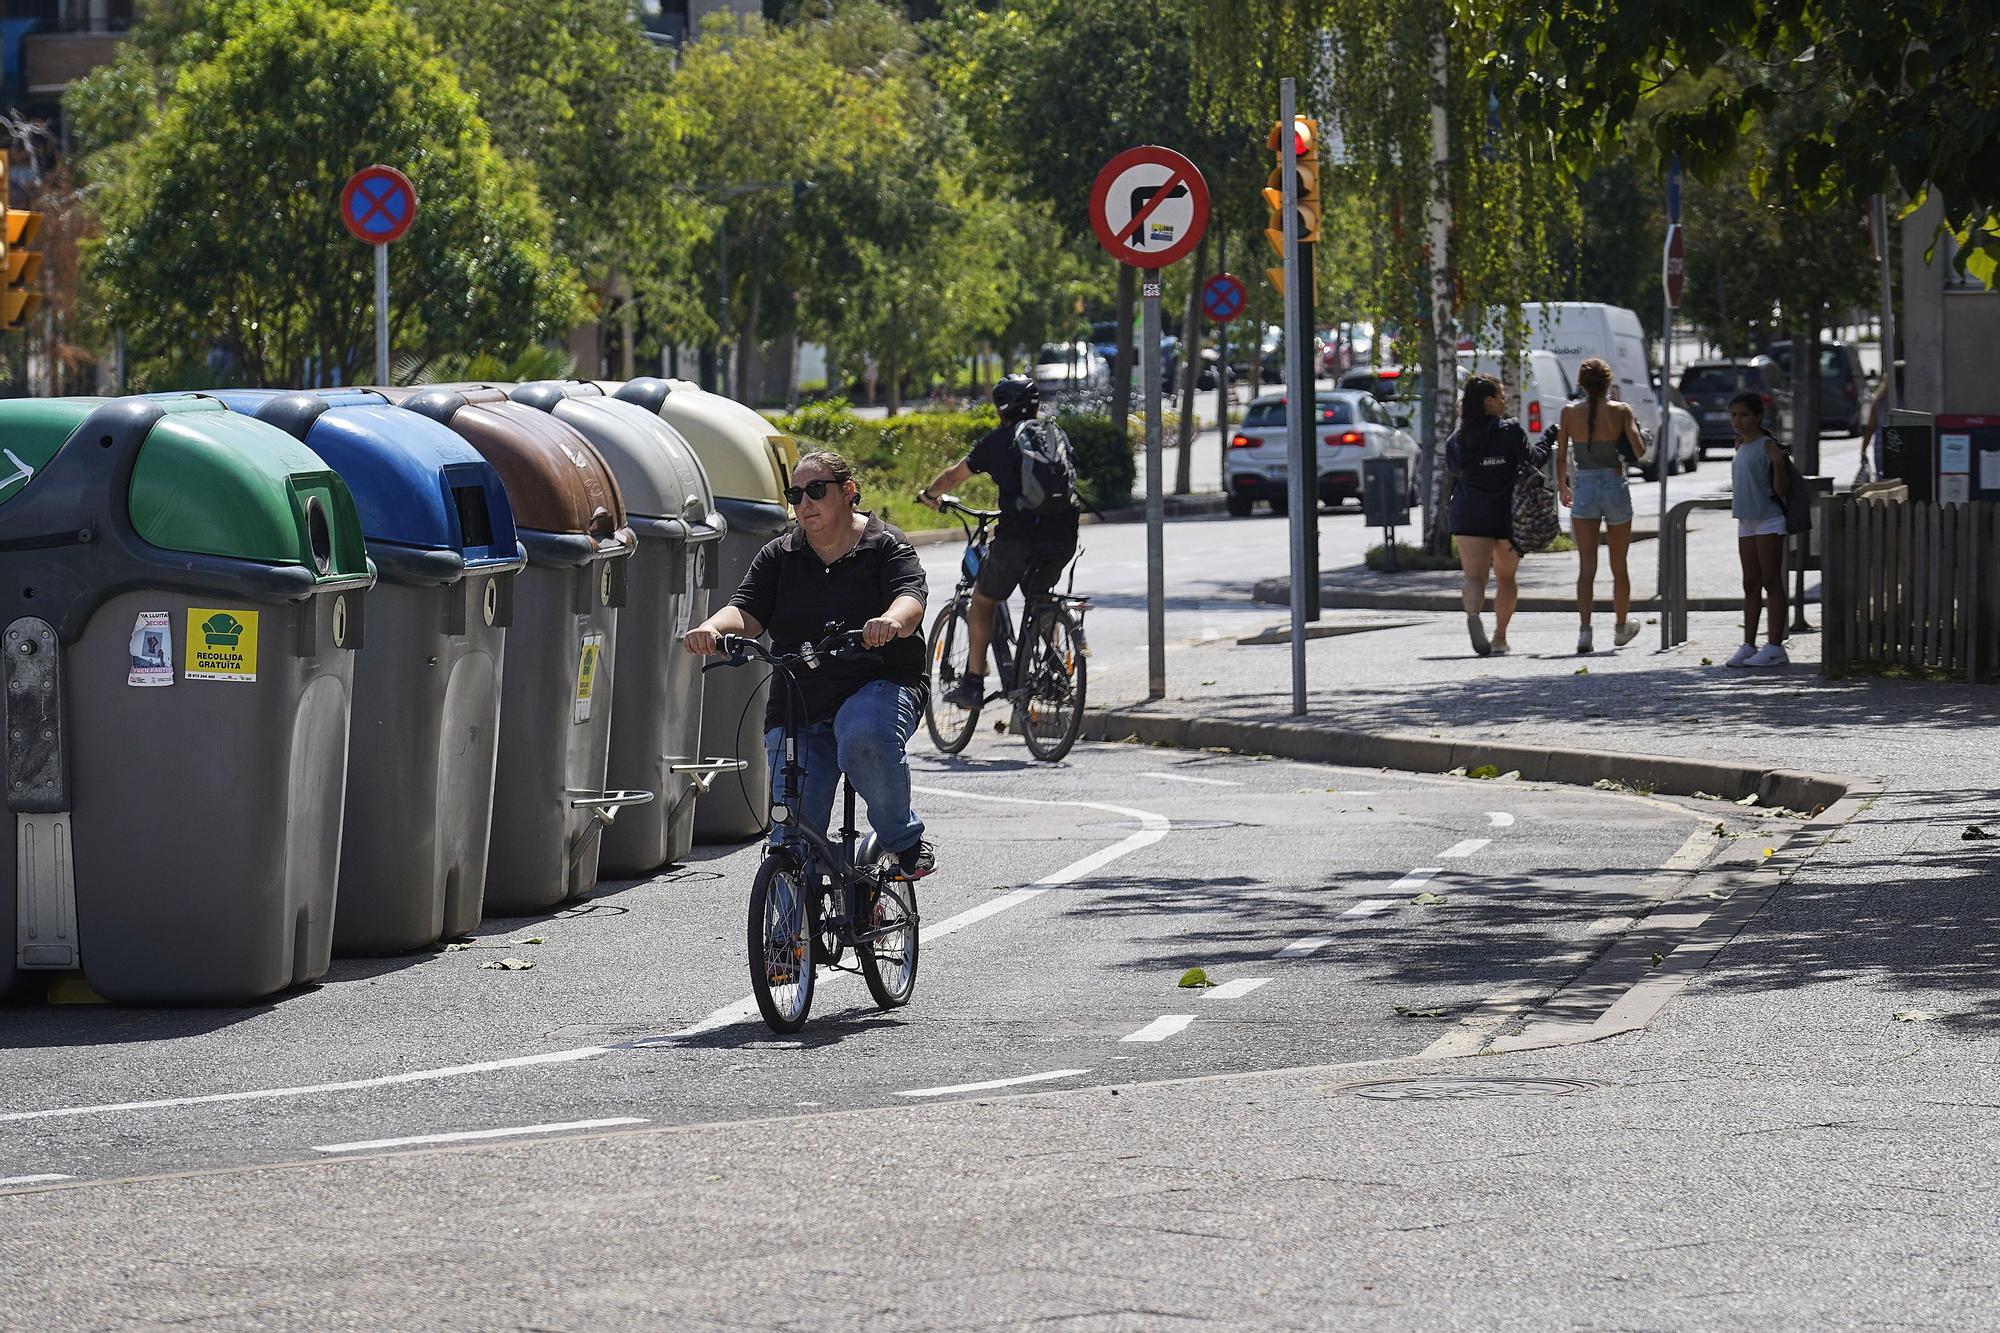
[1569,399,1624,471]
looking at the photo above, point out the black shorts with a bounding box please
[975,536,1076,602]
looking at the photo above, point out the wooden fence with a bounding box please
[1821,490,1998,681]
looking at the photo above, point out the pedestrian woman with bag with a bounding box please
[1447,375,1539,656]
[1555,357,1648,654]
[1725,390,1793,667]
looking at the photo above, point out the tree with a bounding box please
[81,1,586,388]
[1488,0,2000,283]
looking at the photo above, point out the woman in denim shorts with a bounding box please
[1556,357,1649,654]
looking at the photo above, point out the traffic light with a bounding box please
[0,151,43,333]
[1262,117,1321,295]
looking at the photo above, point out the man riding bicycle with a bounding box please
[683,450,935,881]
[919,373,1080,709]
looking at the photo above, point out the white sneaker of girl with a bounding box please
[1725,642,1758,667]
[1745,642,1790,668]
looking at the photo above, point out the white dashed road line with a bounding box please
[0,1174,72,1187]
[1139,771,1243,787]
[1274,935,1331,959]
[896,1070,1089,1099]
[312,1117,648,1155]
[1203,978,1271,1000]
[1122,1015,1197,1043]
[1390,868,1443,891]
[1486,812,1516,827]
[1340,899,1396,918]
[1440,839,1491,858]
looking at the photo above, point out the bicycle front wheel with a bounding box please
[1018,603,1087,763]
[855,867,920,1010]
[923,602,980,754]
[748,855,817,1033]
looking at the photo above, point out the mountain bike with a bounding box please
[704,629,920,1034]
[921,495,1088,763]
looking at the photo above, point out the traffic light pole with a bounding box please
[1143,267,1166,700]
[1280,78,1308,715]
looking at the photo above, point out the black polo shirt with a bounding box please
[968,421,1082,543]
[729,513,928,729]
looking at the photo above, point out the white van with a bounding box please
[1507,302,1699,476]
[1458,348,1572,441]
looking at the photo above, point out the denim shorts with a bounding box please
[1570,467,1633,524]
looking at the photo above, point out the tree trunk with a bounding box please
[1173,235,1208,495]
[1422,32,1455,555]
[1111,263,1135,437]
[735,277,761,405]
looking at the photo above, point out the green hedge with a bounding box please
[769,399,1135,531]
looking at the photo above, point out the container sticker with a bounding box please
[127,612,173,688]
[674,550,700,639]
[185,608,259,683]
[574,630,604,723]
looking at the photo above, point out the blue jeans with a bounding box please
[764,679,923,856]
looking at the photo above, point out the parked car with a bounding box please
[1763,340,1867,434]
[1223,389,1419,516]
[1641,387,1703,479]
[1031,341,1107,397]
[1088,320,1181,385]
[1508,302,1665,441]
[1336,364,1422,430]
[1677,358,1791,456]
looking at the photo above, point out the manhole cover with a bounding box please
[1349,1077,1599,1101]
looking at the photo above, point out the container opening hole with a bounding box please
[99,435,113,449]
[452,486,495,547]
[588,509,615,541]
[304,496,333,575]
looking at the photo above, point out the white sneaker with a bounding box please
[1576,624,1594,655]
[1614,621,1640,647]
[1490,634,1510,656]
[1467,613,1491,657]
[1725,642,1758,667]
[1745,642,1790,668]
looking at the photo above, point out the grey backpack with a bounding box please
[1014,418,1079,515]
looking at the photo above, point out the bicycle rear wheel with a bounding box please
[923,602,979,754]
[1018,603,1087,763]
[855,866,920,1010]
[748,855,816,1033]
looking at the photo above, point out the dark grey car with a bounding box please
[1764,340,1867,434]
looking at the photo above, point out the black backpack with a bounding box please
[1014,417,1079,515]
[1766,434,1813,535]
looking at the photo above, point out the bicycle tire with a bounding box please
[748,855,816,1034]
[923,602,980,754]
[1018,603,1087,763]
[855,864,920,1010]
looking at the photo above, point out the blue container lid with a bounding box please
[205,390,525,585]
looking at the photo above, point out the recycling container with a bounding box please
[603,377,797,841]
[508,381,733,873]
[0,396,372,1004]
[208,389,527,953]
[374,384,640,913]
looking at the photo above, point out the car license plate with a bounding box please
[1704,411,1729,424]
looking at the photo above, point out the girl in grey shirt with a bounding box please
[1725,392,1793,667]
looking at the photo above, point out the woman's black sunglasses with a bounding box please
[784,479,842,504]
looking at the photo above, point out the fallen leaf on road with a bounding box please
[1650,951,1666,966]
[1965,826,1994,841]
[1466,764,1500,779]
[506,937,545,946]
[1573,666,1589,675]
[1736,793,1762,807]
[1762,847,1775,859]
[1700,657,1713,666]
[1692,790,1722,801]
[1714,822,1729,836]
[1393,1004,1450,1019]
[1894,1010,1941,1023]
[1412,891,1447,906]
[443,942,474,952]
[1704,889,1730,900]
[1177,967,1212,989]
[479,957,536,971]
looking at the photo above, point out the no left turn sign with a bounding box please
[1089,145,1209,270]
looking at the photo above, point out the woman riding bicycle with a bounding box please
[682,450,935,881]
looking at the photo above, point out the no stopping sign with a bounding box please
[1089,145,1209,269]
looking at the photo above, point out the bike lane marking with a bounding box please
[312,1117,647,1155]
[1486,812,1516,827]
[1121,1015,1196,1043]
[1139,771,1242,787]
[896,1070,1089,1099]
[1,788,1171,1124]
[1203,978,1269,1000]
[1440,839,1490,858]
[0,1174,72,1187]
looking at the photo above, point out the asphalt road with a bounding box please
[0,741,1764,1202]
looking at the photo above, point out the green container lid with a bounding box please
[0,396,368,577]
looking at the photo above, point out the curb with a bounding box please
[1250,589,1797,613]
[1079,706,1853,814]
[903,494,1231,547]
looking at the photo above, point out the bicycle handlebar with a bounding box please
[927,493,1001,523]
[705,626,875,673]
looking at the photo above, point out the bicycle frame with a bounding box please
[938,497,1086,703]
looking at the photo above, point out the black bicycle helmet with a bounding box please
[992,373,1040,420]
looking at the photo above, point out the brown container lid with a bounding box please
[372,385,631,548]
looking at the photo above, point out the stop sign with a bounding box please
[1663,224,1686,309]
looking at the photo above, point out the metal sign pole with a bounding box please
[1144,267,1166,700]
[1215,233,1229,472]
[1280,78,1307,715]
[1658,180,1681,652]
[374,242,390,387]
